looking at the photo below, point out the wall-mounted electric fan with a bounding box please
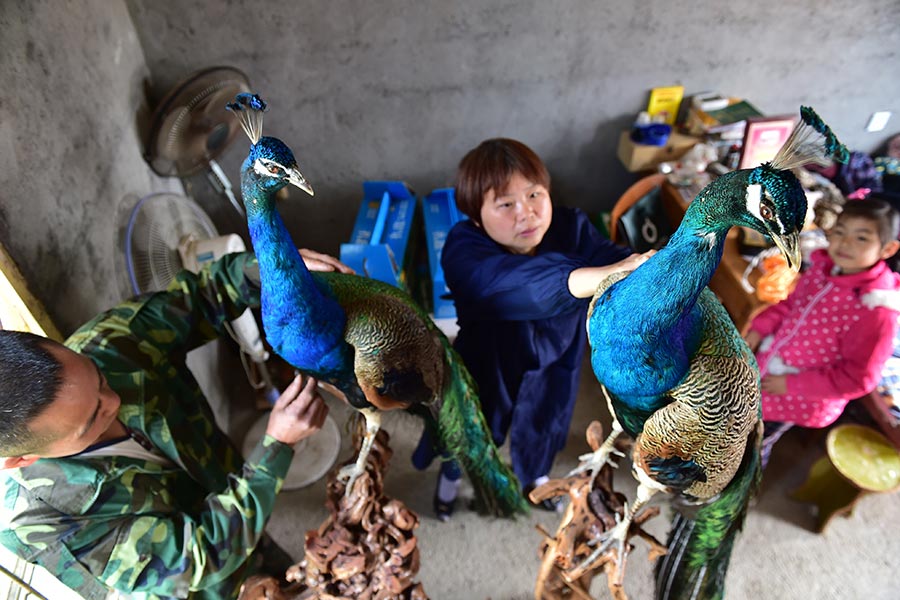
[143,66,250,216]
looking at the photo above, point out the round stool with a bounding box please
[789,424,900,532]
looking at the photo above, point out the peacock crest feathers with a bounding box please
[230,94,314,199]
[226,92,267,144]
[768,105,849,172]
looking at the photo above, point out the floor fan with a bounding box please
[124,192,340,488]
[124,191,271,381]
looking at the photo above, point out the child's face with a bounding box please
[479,171,552,255]
[827,216,898,274]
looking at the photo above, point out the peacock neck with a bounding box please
[243,181,306,293]
[625,208,727,338]
[663,201,730,302]
[590,196,730,407]
[241,169,347,363]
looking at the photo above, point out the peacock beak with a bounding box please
[770,230,802,271]
[287,167,315,196]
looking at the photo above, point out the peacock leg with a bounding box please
[337,408,382,497]
[567,385,626,483]
[575,479,661,571]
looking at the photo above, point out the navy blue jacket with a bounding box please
[443,207,631,484]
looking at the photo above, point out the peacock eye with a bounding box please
[268,164,283,175]
[760,204,774,220]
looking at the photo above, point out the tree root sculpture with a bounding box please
[238,574,292,600]
[283,418,428,600]
[533,421,667,600]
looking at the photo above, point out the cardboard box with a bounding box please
[617,131,700,172]
[340,181,418,290]
[422,188,467,319]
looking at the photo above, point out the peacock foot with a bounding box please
[573,504,632,574]
[336,462,365,498]
[568,444,626,480]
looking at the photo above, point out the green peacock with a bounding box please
[226,93,526,517]
[572,107,848,598]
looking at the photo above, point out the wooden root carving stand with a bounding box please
[239,421,428,600]
[533,421,666,600]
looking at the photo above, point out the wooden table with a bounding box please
[660,180,770,333]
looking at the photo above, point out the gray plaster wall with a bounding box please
[126,0,900,255]
[0,0,179,334]
[2,0,899,334]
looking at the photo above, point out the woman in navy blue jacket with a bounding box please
[415,138,651,518]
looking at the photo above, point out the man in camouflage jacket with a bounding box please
[0,252,335,599]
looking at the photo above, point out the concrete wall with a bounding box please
[0,0,178,334]
[2,0,899,332]
[126,0,900,256]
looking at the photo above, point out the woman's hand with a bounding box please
[609,250,656,275]
[298,248,355,274]
[567,250,656,298]
[265,374,329,446]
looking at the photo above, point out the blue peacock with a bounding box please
[226,93,526,517]
[572,107,848,599]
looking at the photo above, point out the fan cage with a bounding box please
[125,193,218,294]
[144,66,251,177]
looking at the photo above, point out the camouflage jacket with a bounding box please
[0,252,294,599]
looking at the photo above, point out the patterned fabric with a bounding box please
[750,249,900,427]
[442,207,631,484]
[0,252,295,600]
[875,326,900,410]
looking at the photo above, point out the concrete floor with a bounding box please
[220,344,900,600]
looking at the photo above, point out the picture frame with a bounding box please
[738,115,797,169]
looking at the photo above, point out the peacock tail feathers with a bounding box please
[654,427,762,600]
[435,340,529,516]
[770,106,849,172]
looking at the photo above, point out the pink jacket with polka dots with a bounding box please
[750,249,900,428]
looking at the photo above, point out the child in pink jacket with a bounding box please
[744,198,900,466]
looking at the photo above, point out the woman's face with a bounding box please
[479,171,552,255]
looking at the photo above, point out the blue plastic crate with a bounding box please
[340,181,418,290]
[422,188,467,319]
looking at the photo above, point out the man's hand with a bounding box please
[265,374,329,446]
[298,248,355,274]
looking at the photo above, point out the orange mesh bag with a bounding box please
[755,254,798,303]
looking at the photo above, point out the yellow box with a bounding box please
[647,85,684,125]
[616,131,700,172]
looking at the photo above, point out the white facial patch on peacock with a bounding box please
[745,184,763,222]
[253,159,271,177]
[254,158,286,178]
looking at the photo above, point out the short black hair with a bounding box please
[454,138,551,226]
[838,198,900,246]
[0,331,64,456]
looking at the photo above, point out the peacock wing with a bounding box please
[638,352,760,501]
[694,288,758,368]
[316,273,444,411]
